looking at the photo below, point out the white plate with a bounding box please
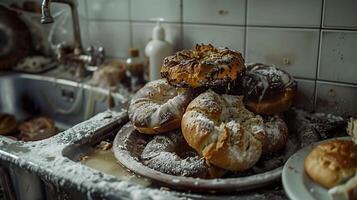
[282,137,351,200]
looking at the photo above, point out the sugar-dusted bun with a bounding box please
[304,140,357,188]
[161,44,245,88]
[141,129,226,178]
[261,115,289,153]
[243,63,297,115]
[129,79,196,134]
[0,113,17,135]
[181,90,265,171]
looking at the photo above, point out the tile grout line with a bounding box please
[243,0,248,57]
[180,0,184,50]
[313,0,326,112]
[128,0,133,48]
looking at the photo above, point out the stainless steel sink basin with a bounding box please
[0,72,130,138]
[0,72,131,199]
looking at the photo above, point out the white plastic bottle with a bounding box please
[145,19,173,81]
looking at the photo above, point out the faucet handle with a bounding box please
[96,46,105,65]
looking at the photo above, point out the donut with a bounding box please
[181,90,265,171]
[161,44,245,88]
[18,117,59,141]
[242,63,297,115]
[141,129,226,178]
[0,113,17,135]
[128,79,196,134]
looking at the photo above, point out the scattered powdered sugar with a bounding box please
[141,131,208,178]
[0,110,183,200]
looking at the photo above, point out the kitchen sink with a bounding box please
[0,71,131,199]
[0,72,130,140]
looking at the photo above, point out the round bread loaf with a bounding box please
[181,90,265,171]
[92,60,126,88]
[18,117,59,141]
[161,44,245,88]
[129,79,196,134]
[141,129,226,178]
[243,63,297,115]
[304,140,357,188]
[0,113,17,135]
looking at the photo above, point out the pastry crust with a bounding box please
[181,90,264,171]
[304,140,357,188]
[161,44,245,88]
[243,63,297,115]
[129,79,195,134]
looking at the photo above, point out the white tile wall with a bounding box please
[324,0,357,29]
[319,30,357,84]
[316,81,357,116]
[6,0,357,115]
[183,24,245,54]
[130,0,181,22]
[247,0,322,27]
[86,0,129,20]
[246,28,319,79]
[293,79,316,111]
[183,0,245,25]
[88,21,130,58]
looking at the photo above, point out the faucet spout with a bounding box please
[40,0,83,53]
[41,0,54,24]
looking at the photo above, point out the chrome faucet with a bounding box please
[40,0,104,77]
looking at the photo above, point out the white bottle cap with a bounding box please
[152,18,165,40]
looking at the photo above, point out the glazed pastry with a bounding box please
[304,140,357,188]
[128,79,196,134]
[141,129,225,178]
[92,60,126,88]
[181,90,265,171]
[0,113,17,135]
[18,117,59,141]
[161,44,245,88]
[242,63,297,115]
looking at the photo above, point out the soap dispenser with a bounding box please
[145,19,173,81]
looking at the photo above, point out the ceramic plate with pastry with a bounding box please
[283,135,357,200]
[114,44,304,192]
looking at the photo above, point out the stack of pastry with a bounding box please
[128,44,297,178]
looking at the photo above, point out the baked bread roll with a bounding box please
[0,113,17,135]
[92,60,126,88]
[243,63,297,115]
[18,117,59,141]
[141,129,226,178]
[181,90,265,171]
[304,140,357,188]
[161,44,245,88]
[129,79,196,134]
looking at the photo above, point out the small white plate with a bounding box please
[282,137,351,200]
